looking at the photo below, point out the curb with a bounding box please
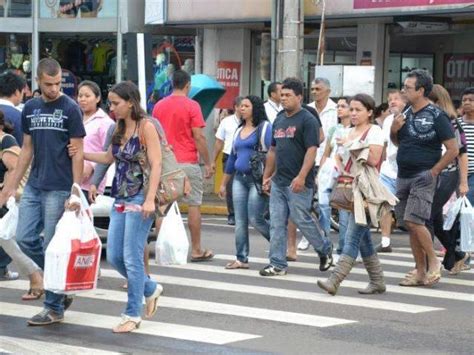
[178,203,228,216]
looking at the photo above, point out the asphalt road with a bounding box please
[1,217,473,354]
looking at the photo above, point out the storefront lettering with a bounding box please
[217,68,239,81]
[446,59,474,79]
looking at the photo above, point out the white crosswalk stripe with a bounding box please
[0,280,356,328]
[0,247,472,349]
[0,336,120,355]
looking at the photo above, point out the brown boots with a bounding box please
[358,254,386,294]
[317,255,355,296]
[317,254,386,296]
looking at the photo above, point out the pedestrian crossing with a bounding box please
[0,247,472,352]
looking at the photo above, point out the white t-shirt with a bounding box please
[340,125,384,167]
[215,114,240,155]
[309,99,338,165]
[264,100,282,124]
[379,114,398,179]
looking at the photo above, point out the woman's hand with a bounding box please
[218,184,226,199]
[459,181,469,197]
[88,185,98,203]
[142,199,155,219]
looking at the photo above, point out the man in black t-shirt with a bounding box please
[0,58,86,326]
[259,78,333,276]
[391,69,458,287]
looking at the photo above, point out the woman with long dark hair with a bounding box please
[84,81,163,333]
[218,95,272,269]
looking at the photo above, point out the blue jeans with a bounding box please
[232,173,270,263]
[269,183,331,270]
[107,191,156,318]
[318,203,331,238]
[467,174,474,205]
[16,184,70,314]
[341,213,376,259]
[337,209,350,255]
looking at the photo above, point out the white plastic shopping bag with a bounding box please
[443,196,464,231]
[0,197,19,240]
[44,184,102,294]
[155,202,189,265]
[317,157,340,205]
[460,197,474,252]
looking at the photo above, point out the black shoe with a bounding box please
[227,215,235,226]
[376,244,392,253]
[319,244,334,272]
[27,308,64,326]
[64,295,73,311]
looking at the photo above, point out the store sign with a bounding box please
[62,69,78,98]
[354,0,473,9]
[444,54,474,101]
[216,61,241,109]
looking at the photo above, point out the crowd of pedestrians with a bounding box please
[0,58,472,334]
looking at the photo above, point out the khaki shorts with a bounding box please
[179,163,203,206]
[395,170,437,226]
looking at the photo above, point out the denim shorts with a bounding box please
[379,173,397,195]
[395,170,437,226]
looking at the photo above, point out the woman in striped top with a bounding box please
[460,87,474,205]
[428,85,470,274]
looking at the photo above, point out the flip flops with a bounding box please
[423,267,442,287]
[399,276,424,287]
[21,288,44,301]
[190,249,214,262]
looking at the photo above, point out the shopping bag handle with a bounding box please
[462,196,473,209]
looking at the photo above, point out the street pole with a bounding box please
[31,0,39,90]
[275,0,304,80]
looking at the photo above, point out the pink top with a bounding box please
[81,108,115,193]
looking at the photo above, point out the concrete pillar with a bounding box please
[275,0,304,80]
[356,23,387,104]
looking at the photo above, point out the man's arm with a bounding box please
[390,113,406,147]
[70,137,84,185]
[458,153,469,196]
[291,146,317,193]
[262,146,276,193]
[191,127,212,178]
[0,134,33,204]
[430,138,459,177]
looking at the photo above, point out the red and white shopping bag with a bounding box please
[44,184,102,294]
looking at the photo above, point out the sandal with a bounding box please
[22,288,45,301]
[145,284,163,319]
[191,249,214,262]
[399,276,424,287]
[112,316,141,333]
[225,260,249,269]
[424,267,442,287]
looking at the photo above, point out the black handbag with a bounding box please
[249,121,270,195]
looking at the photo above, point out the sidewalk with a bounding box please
[179,193,228,215]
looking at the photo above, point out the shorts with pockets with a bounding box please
[395,170,437,226]
[179,163,203,206]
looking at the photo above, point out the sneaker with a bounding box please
[0,270,19,281]
[375,244,392,253]
[27,308,64,326]
[227,215,235,226]
[64,295,74,311]
[297,237,310,251]
[319,245,334,272]
[259,265,287,277]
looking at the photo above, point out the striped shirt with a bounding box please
[460,117,474,175]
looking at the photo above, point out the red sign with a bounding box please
[443,54,474,102]
[354,0,472,9]
[216,61,241,109]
